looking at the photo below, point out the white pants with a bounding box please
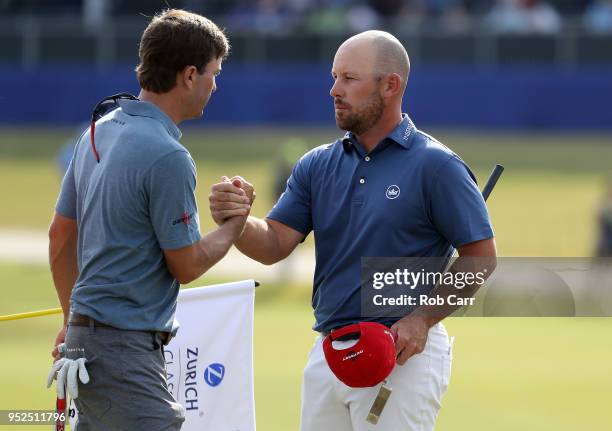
[300,323,453,431]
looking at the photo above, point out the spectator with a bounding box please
[229,0,299,34]
[347,3,382,32]
[486,0,562,34]
[584,0,612,33]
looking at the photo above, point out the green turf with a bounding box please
[2,127,611,253]
[1,127,611,429]
[1,126,612,172]
[0,159,606,256]
[439,318,612,431]
[1,264,611,430]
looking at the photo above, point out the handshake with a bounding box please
[208,175,257,235]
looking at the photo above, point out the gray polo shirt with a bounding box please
[56,99,201,333]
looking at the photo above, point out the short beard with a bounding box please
[335,91,385,136]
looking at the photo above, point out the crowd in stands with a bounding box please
[2,0,612,34]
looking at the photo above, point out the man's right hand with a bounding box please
[210,176,305,266]
[209,176,255,226]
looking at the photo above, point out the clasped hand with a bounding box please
[209,175,256,225]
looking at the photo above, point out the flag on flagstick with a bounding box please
[166,279,257,430]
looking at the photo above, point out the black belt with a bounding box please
[68,312,113,328]
[68,313,173,346]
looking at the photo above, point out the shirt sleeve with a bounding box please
[429,155,494,248]
[266,152,313,235]
[55,157,77,219]
[146,150,202,250]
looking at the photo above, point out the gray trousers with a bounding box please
[65,325,185,431]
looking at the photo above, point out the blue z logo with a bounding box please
[204,363,225,387]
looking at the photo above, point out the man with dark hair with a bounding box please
[136,9,230,94]
[210,30,496,430]
[48,9,248,431]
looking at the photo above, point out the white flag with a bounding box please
[69,279,257,431]
[166,279,257,431]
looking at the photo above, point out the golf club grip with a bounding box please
[481,164,504,202]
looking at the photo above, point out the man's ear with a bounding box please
[381,73,402,98]
[179,65,198,90]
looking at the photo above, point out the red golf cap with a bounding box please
[322,322,396,388]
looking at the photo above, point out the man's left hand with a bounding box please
[390,315,430,365]
[230,176,256,205]
[51,324,67,361]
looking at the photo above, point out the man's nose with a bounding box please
[330,80,342,98]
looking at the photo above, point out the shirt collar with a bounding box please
[388,114,415,149]
[341,113,415,153]
[119,99,182,140]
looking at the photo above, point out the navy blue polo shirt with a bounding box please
[267,114,494,332]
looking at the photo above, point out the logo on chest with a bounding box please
[385,185,401,200]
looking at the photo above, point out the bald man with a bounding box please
[209,31,496,430]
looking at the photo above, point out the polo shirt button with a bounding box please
[364,156,371,162]
[359,178,365,184]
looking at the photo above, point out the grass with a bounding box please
[1,127,611,430]
[0,127,610,255]
[0,165,605,256]
[439,318,612,431]
[0,264,611,431]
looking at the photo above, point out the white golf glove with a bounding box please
[46,344,90,399]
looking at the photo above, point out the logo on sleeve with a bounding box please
[172,212,194,226]
[385,185,400,200]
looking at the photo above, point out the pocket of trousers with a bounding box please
[119,330,160,354]
[441,336,454,394]
[118,349,166,384]
[72,354,113,420]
